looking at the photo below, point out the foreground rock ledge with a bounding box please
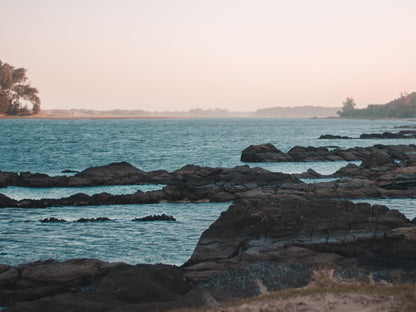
[1,198,416,311]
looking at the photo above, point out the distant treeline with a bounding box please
[338,92,416,118]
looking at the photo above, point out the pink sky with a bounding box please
[1,0,415,111]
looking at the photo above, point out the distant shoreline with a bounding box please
[0,114,200,120]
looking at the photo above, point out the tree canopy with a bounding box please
[337,92,416,118]
[0,60,40,115]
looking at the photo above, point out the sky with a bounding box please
[1,0,416,111]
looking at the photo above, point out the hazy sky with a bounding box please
[2,0,416,111]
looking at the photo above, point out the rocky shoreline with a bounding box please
[1,143,416,311]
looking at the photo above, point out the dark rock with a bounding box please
[76,217,110,222]
[360,131,416,139]
[319,134,351,139]
[184,198,414,281]
[0,171,18,188]
[241,143,416,164]
[378,180,416,190]
[72,162,171,186]
[0,194,18,208]
[360,149,397,169]
[164,165,300,202]
[294,169,323,178]
[133,214,176,222]
[0,259,116,307]
[41,217,67,223]
[190,262,313,303]
[241,143,292,162]
[99,263,191,303]
[61,169,78,173]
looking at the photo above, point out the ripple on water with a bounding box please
[0,184,165,200]
[0,202,231,266]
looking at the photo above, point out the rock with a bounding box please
[360,150,397,169]
[241,144,292,162]
[240,143,416,163]
[184,198,414,281]
[99,264,191,303]
[0,171,18,187]
[61,169,78,173]
[72,162,171,186]
[360,131,416,139]
[76,217,110,222]
[0,162,171,188]
[188,262,313,303]
[0,194,18,208]
[319,134,351,139]
[2,262,192,312]
[133,214,176,222]
[41,217,67,223]
[0,259,117,307]
[164,165,300,202]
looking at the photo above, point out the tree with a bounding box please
[0,60,40,115]
[341,97,356,111]
[337,97,357,117]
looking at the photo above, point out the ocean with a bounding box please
[1,118,415,266]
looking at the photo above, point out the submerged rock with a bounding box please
[76,217,110,222]
[41,217,67,223]
[133,214,176,222]
[319,134,351,139]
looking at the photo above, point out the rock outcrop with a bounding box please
[0,162,171,188]
[241,143,416,163]
[184,198,416,282]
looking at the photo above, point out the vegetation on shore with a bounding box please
[338,92,416,118]
[0,60,40,116]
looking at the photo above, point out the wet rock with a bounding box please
[41,217,67,223]
[133,214,176,222]
[76,217,110,222]
[319,134,351,139]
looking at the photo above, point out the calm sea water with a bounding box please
[1,118,416,266]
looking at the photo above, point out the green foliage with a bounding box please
[0,60,40,115]
[338,92,416,118]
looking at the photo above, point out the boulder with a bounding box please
[184,198,414,281]
[241,144,292,162]
[0,259,117,306]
